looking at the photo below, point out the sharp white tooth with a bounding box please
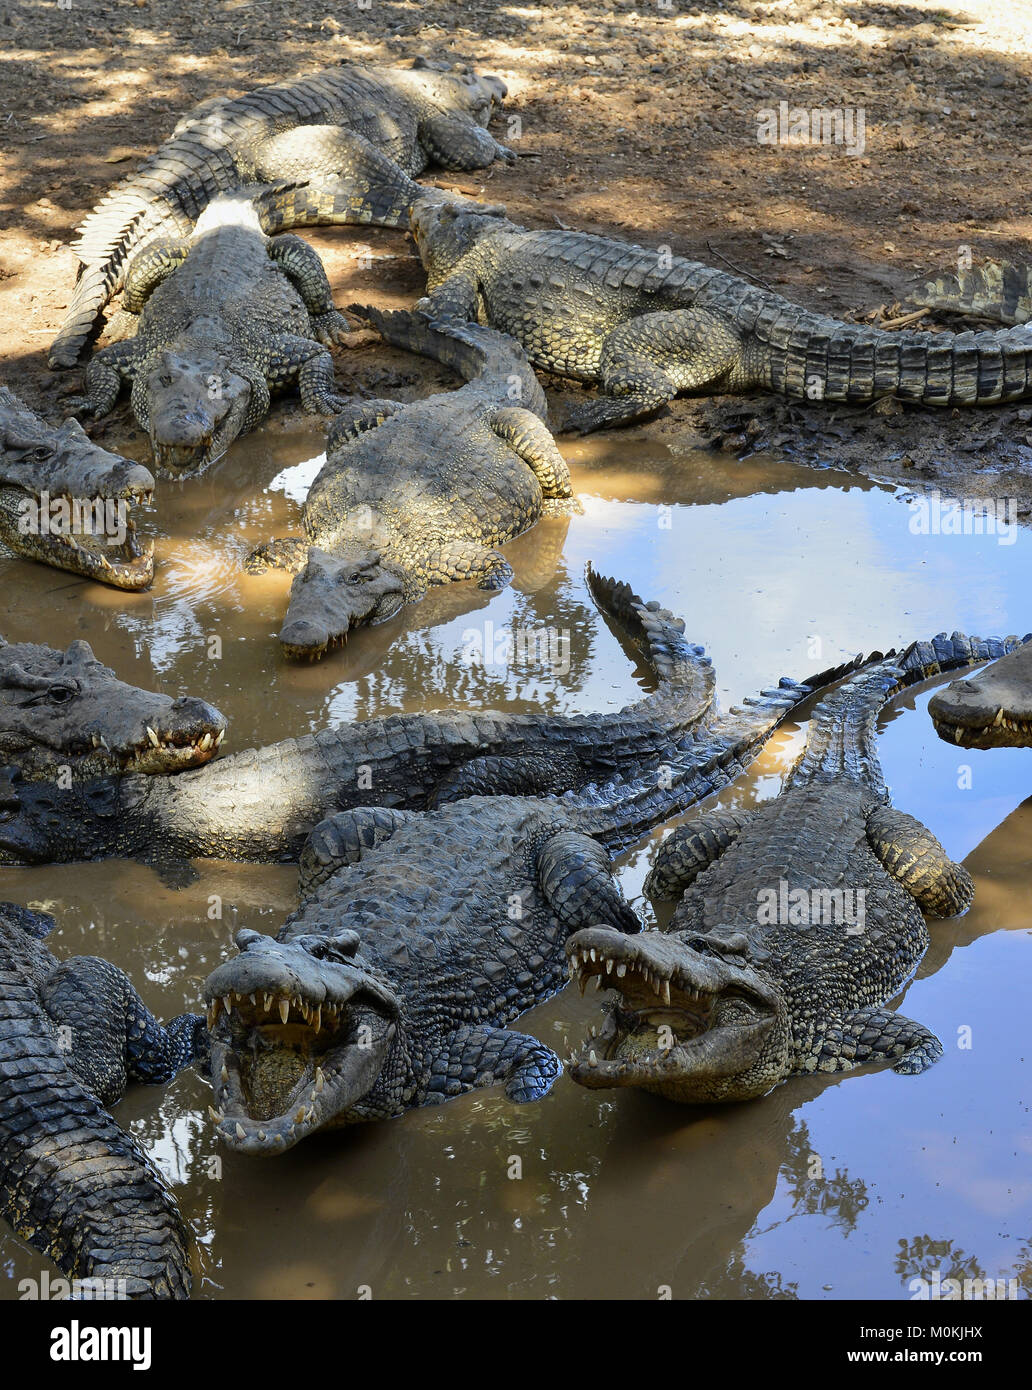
[994,708,1005,727]
[313,1005,321,1032]
[588,1050,598,1067]
[146,726,160,747]
[567,961,576,978]
[279,998,290,1025]
[222,995,232,1015]
[605,959,614,975]
[295,1106,307,1124]
[208,1106,221,1123]
[199,732,213,750]
[263,993,273,1012]
[249,993,257,1007]
[305,1107,315,1123]
[662,979,671,1005]
[954,726,963,743]
[98,734,109,750]
[589,948,597,963]
[215,729,226,746]
[235,1123,246,1140]
[315,1067,325,1093]
[616,963,626,978]
[220,1063,229,1084]
[258,1130,266,1143]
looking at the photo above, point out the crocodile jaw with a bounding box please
[278,548,406,661]
[564,926,788,1103]
[0,482,154,590]
[204,930,401,1154]
[928,647,1032,749]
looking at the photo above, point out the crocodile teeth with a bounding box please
[258,1130,266,1143]
[589,948,597,962]
[263,993,273,1012]
[199,732,213,751]
[208,1106,223,1123]
[279,998,290,1025]
[616,963,627,978]
[955,726,964,743]
[236,1123,246,1140]
[994,707,1005,727]
[605,959,614,974]
[588,1050,598,1067]
[295,1107,307,1124]
[215,729,226,746]
[661,979,671,1005]
[313,1006,321,1032]
[248,993,256,1007]
[222,995,232,1016]
[220,1063,229,1084]
[146,726,160,747]
[314,1067,325,1093]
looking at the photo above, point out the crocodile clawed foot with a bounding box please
[311,310,353,347]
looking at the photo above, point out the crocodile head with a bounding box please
[204,928,401,1154]
[277,547,406,661]
[0,407,155,589]
[410,193,512,288]
[0,637,226,779]
[133,345,253,476]
[928,641,1032,748]
[406,56,508,124]
[564,926,789,1103]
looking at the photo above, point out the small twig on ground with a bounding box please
[878,307,929,330]
[705,241,774,292]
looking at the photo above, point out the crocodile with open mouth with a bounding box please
[49,57,512,369]
[246,307,572,660]
[0,900,204,1298]
[0,385,154,589]
[928,637,1032,748]
[565,632,1016,1103]
[0,571,758,865]
[408,197,1032,433]
[65,194,355,475]
[0,636,226,781]
[200,630,862,1151]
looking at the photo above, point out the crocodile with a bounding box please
[0,900,204,1297]
[0,573,852,869]
[0,385,154,589]
[928,637,1032,748]
[910,259,1032,327]
[66,194,357,475]
[0,636,226,781]
[200,639,862,1151]
[49,58,511,369]
[564,631,1017,1103]
[246,306,572,660]
[408,197,1032,433]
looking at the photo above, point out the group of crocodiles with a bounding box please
[2,54,1031,1299]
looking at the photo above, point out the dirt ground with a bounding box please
[2,0,1032,503]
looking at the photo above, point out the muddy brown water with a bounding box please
[1,430,1030,1299]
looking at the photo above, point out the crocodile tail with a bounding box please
[909,260,1032,328]
[0,1030,191,1298]
[788,632,1025,794]
[571,650,868,852]
[252,137,422,233]
[48,133,241,368]
[354,303,546,411]
[766,304,1032,406]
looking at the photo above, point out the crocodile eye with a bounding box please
[47,684,77,705]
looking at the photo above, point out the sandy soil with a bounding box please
[2,0,1031,499]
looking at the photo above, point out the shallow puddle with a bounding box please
[1,426,1030,1299]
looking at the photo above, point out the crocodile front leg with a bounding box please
[64,339,147,418]
[490,406,572,498]
[40,956,204,1103]
[865,805,974,916]
[266,333,354,413]
[326,398,406,448]
[538,830,641,935]
[416,269,481,323]
[811,1004,943,1077]
[122,237,191,313]
[266,234,352,344]
[645,807,755,901]
[562,308,746,434]
[427,1025,560,1102]
[430,538,514,590]
[299,807,415,901]
[417,113,516,170]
